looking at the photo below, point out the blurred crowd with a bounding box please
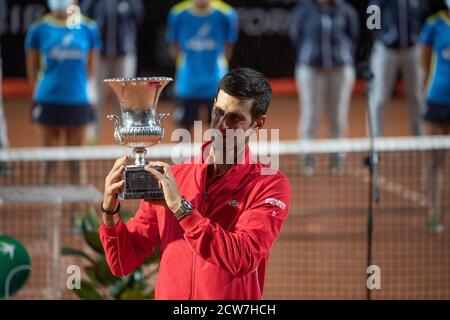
[0,1,446,146]
[0,0,448,144]
[288,0,449,232]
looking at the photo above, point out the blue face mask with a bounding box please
[47,0,72,13]
[446,0,450,9]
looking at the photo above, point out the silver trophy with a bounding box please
[105,77,173,200]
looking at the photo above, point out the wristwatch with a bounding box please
[174,198,194,221]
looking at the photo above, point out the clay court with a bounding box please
[1,82,449,300]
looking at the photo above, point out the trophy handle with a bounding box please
[157,113,170,127]
[107,114,123,144]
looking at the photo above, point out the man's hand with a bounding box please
[103,155,128,211]
[144,161,182,213]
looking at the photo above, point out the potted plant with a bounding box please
[62,206,159,299]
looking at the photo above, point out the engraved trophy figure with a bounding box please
[105,77,173,200]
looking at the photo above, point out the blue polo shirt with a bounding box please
[166,1,238,100]
[25,14,102,105]
[420,11,450,106]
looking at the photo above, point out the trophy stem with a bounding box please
[132,148,147,166]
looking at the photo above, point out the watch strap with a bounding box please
[174,198,193,221]
[174,209,191,222]
[100,201,121,216]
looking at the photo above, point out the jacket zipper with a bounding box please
[191,190,208,299]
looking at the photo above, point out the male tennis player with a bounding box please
[99,67,291,299]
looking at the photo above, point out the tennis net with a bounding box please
[0,136,449,299]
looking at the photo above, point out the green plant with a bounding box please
[62,205,160,300]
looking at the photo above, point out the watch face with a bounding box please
[182,199,194,211]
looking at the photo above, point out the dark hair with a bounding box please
[218,67,272,121]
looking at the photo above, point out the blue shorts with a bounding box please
[32,102,95,127]
[173,97,214,126]
[424,102,450,125]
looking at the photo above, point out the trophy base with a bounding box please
[119,165,165,200]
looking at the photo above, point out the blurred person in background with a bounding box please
[368,0,429,137]
[166,0,238,135]
[25,0,101,183]
[0,0,10,175]
[81,0,144,143]
[419,2,450,234]
[289,0,359,176]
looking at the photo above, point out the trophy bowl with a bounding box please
[105,77,173,200]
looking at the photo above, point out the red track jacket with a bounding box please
[99,142,291,299]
